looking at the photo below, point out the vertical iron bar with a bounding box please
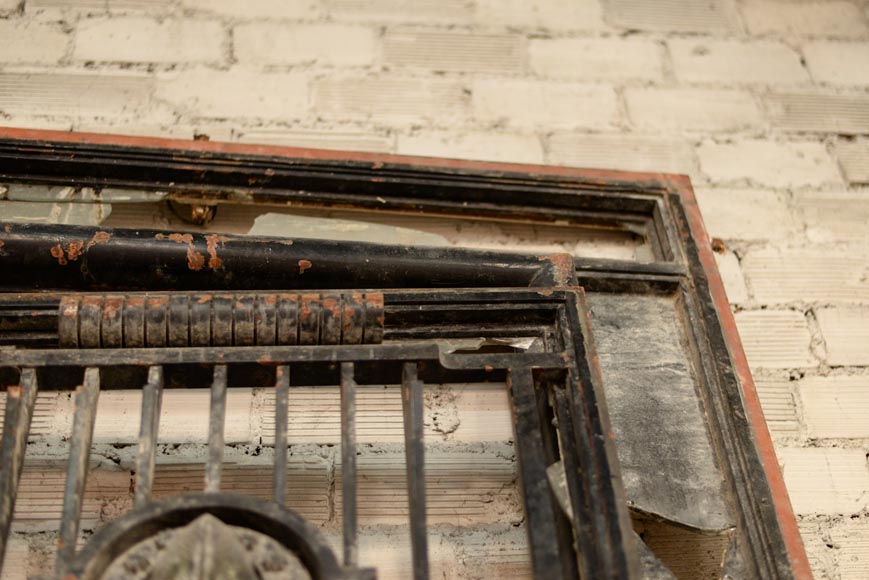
[134,366,164,509]
[340,362,358,567]
[401,362,429,580]
[0,368,38,575]
[273,365,289,504]
[56,367,101,574]
[508,367,564,578]
[205,365,227,493]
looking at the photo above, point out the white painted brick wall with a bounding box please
[528,37,663,81]
[803,42,869,86]
[0,19,68,64]
[625,88,763,133]
[2,0,869,576]
[73,17,226,64]
[697,140,842,188]
[234,23,378,66]
[669,39,809,86]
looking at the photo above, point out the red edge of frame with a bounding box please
[0,126,813,578]
[674,175,813,580]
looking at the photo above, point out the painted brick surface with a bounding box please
[314,77,467,123]
[74,17,225,64]
[235,24,378,67]
[182,0,318,19]
[829,519,869,579]
[0,19,68,64]
[384,30,523,74]
[715,251,749,305]
[697,140,841,188]
[475,0,605,31]
[326,0,471,24]
[742,249,869,305]
[779,447,869,515]
[545,133,695,174]
[803,42,869,86]
[816,307,869,366]
[741,0,869,38]
[834,139,869,184]
[156,68,308,120]
[396,131,544,164]
[234,128,393,153]
[669,39,809,85]
[625,88,762,133]
[529,37,663,81]
[800,375,869,438]
[765,92,869,135]
[754,375,801,439]
[604,0,739,32]
[473,79,619,129]
[735,310,816,369]
[797,191,869,243]
[694,188,799,241]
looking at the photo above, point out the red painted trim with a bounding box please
[0,126,811,576]
[675,175,813,580]
[0,126,683,187]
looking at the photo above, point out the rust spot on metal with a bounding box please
[103,297,122,319]
[343,304,356,336]
[50,244,67,265]
[263,295,277,305]
[66,241,85,261]
[298,259,312,274]
[167,233,193,244]
[711,238,726,254]
[205,234,225,270]
[484,365,494,372]
[322,297,341,317]
[197,295,212,304]
[148,297,169,308]
[87,231,111,248]
[539,253,575,286]
[300,298,312,322]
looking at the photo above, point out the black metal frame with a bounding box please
[0,130,808,579]
[0,287,638,579]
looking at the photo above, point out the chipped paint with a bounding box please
[66,241,85,262]
[205,234,226,270]
[50,244,67,265]
[87,231,111,248]
[298,259,312,274]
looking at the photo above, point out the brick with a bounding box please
[765,93,869,135]
[0,71,154,119]
[800,375,869,438]
[314,77,466,124]
[694,188,798,241]
[157,68,308,120]
[735,310,816,369]
[0,20,68,64]
[625,88,762,133]
[397,131,543,164]
[754,375,800,438]
[835,140,869,184]
[326,0,471,23]
[234,128,393,153]
[182,0,318,19]
[473,79,619,130]
[0,201,110,225]
[0,392,66,440]
[669,39,808,85]
[529,37,663,81]
[546,133,695,174]
[741,0,869,38]
[778,447,869,515]
[384,29,523,74]
[0,0,20,14]
[1,534,27,580]
[798,520,838,580]
[475,0,605,31]
[28,0,175,14]
[829,518,869,579]
[715,251,748,305]
[74,17,224,64]
[235,23,377,67]
[817,307,869,366]
[796,191,869,243]
[74,120,233,142]
[603,0,739,32]
[697,140,841,188]
[743,248,869,305]
[804,42,869,87]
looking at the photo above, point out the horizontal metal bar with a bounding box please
[0,344,565,370]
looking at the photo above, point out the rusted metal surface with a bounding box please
[56,292,385,348]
